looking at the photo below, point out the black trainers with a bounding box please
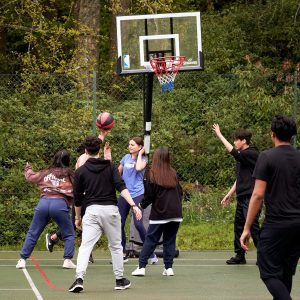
[123,255,129,263]
[89,253,94,263]
[68,278,84,293]
[226,255,246,265]
[115,278,131,290]
[45,233,55,253]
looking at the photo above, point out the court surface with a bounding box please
[1,250,299,300]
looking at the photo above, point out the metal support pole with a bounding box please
[144,72,154,154]
[92,70,97,135]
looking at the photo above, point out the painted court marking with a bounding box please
[22,268,44,300]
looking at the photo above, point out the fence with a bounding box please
[0,69,299,246]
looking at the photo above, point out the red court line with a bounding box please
[31,255,65,291]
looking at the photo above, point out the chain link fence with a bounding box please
[0,69,299,247]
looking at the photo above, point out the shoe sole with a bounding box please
[45,234,53,253]
[132,273,145,276]
[115,282,131,290]
[69,285,83,293]
[226,261,247,265]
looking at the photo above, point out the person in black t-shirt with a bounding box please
[241,115,300,300]
[213,124,260,264]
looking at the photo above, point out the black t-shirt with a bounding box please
[253,145,300,226]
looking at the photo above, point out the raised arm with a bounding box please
[136,147,147,171]
[212,123,233,153]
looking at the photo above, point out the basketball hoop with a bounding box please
[150,56,185,92]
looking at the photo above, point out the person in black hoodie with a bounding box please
[212,124,260,264]
[68,136,141,293]
[131,147,183,277]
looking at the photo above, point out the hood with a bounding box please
[247,145,259,152]
[83,158,111,173]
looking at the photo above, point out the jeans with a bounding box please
[139,222,180,269]
[118,194,146,252]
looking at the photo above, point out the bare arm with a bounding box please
[212,123,233,153]
[118,164,123,175]
[136,147,147,171]
[240,179,265,251]
[74,206,82,230]
[120,189,142,220]
[221,181,236,207]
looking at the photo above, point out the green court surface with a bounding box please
[1,250,299,300]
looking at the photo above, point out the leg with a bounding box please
[162,222,180,269]
[76,206,102,279]
[49,199,75,259]
[263,278,292,300]
[117,196,131,253]
[20,198,50,259]
[100,205,124,279]
[258,226,296,300]
[246,198,261,248]
[234,200,246,257]
[139,224,163,268]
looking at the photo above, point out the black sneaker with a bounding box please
[226,255,246,265]
[115,278,131,290]
[123,255,129,263]
[89,253,94,263]
[45,233,55,253]
[68,278,84,293]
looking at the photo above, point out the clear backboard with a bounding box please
[116,12,203,75]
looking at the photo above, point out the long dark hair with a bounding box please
[51,149,70,168]
[49,149,74,179]
[148,147,177,188]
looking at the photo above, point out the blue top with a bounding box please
[120,154,147,198]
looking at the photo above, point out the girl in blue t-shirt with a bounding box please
[118,137,157,263]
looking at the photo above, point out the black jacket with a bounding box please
[74,158,126,208]
[230,145,259,198]
[140,180,183,221]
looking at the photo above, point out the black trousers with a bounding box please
[258,224,300,300]
[234,196,260,256]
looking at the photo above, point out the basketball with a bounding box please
[95,112,115,130]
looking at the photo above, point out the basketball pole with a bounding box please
[143,72,154,155]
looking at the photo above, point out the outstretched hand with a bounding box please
[98,128,109,141]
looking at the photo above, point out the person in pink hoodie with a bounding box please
[16,149,76,270]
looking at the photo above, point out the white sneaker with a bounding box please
[149,254,158,265]
[16,258,26,269]
[63,259,76,269]
[162,268,174,276]
[131,267,145,276]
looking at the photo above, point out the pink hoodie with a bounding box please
[24,164,74,206]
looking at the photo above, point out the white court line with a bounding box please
[22,268,44,300]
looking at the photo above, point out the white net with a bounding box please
[150,56,185,92]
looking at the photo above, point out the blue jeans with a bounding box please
[118,194,146,253]
[139,222,180,269]
[20,197,75,259]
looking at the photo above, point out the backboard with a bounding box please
[116,12,203,75]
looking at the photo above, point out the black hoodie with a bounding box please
[230,145,259,199]
[74,158,126,208]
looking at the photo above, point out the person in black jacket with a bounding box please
[68,136,141,293]
[131,147,183,277]
[213,124,260,264]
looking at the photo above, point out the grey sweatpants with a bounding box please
[75,205,124,279]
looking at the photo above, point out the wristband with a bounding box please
[75,216,81,220]
[131,205,137,208]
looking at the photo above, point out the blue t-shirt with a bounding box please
[120,154,147,198]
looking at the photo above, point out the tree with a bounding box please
[74,0,101,88]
